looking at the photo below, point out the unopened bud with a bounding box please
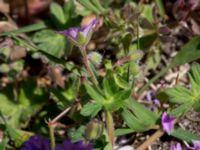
[85,119,103,140]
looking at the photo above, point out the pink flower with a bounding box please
[161,112,175,134]
[170,143,182,150]
[187,141,200,150]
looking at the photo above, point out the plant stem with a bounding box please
[82,47,98,85]
[138,64,171,95]
[51,107,71,123]
[49,125,56,150]
[47,107,70,150]
[105,111,114,148]
[136,129,164,150]
[137,16,140,50]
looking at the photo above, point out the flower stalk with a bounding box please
[49,124,56,150]
[82,47,98,85]
[105,111,114,148]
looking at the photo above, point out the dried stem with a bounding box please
[51,107,71,123]
[136,129,164,150]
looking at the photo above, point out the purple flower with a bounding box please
[20,135,51,150]
[145,91,161,111]
[57,19,99,47]
[170,143,182,150]
[161,112,175,134]
[187,141,200,150]
[56,140,93,150]
[20,135,93,150]
[150,99,161,111]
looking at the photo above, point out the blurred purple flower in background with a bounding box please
[145,91,161,111]
[57,19,99,47]
[20,135,51,150]
[56,140,93,150]
[161,112,175,134]
[170,143,182,150]
[20,135,93,150]
[187,141,200,150]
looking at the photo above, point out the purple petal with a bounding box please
[74,141,93,150]
[193,141,200,149]
[153,99,161,107]
[20,135,51,150]
[170,143,182,150]
[57,27,80,40]
[187,148,195,150]
[161,112,175,134]
[80,19,99,37]
[60,140,93,150]
[150,106,155,111]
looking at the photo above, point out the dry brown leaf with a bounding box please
[10,45,26,61]
[81,14,103,29]
[0,0,9,13]
[0,21,17,32]
[48,65,65,88]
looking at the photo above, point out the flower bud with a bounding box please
[85,119,103,140]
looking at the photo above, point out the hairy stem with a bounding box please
[49,125,56,150]
[82,47,98,85]
[105,111,114,148]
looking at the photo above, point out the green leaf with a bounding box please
[80,103,102,117]
[50,2,66,27]
[0,22,47,36]
[84,83,105,103]
[145,47,161,71]
[170,102,194,117]
[155,0,166,17]
[122,109,148,131]
[115,128,135,136]
[113,74,130,90]
[128,99,159,125]
[63,0,75,21]
[122,99,159,132]
[78,0,101,14]
[32,30,68,58]
[0,92,22,127]
[0,80,48,127]
[190,64,200,86]
[103,78,114,97]
[135,33,157,50]
[0,138,8,150]
[103,90,131,111]
[51,75,78,107]
[139,36,200,94]
[165,85,192,103]
[103,75,118,97]
[122,33,132,51]
[141,5,154,22]
[68,126,85,142]
[5,124,32,147]
[91,0,106,13]
[171,128,200,142]
[171,36,200,67]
